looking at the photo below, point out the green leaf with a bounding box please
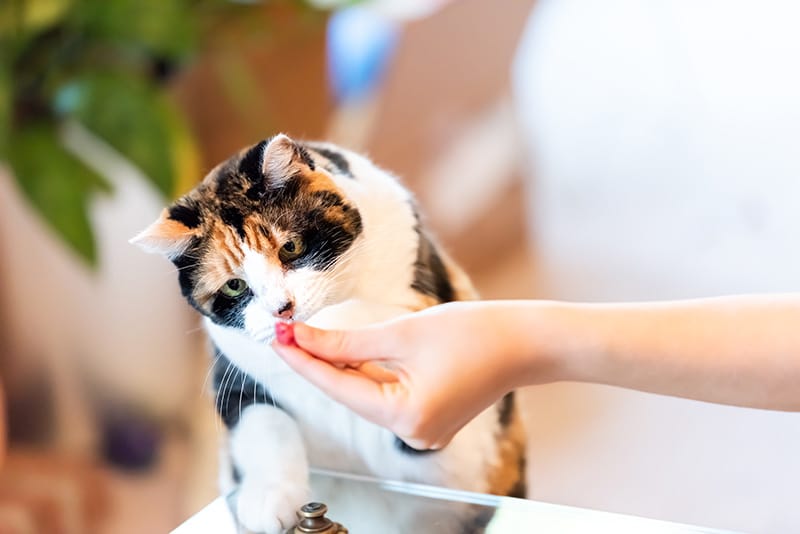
[71,0,196,59]
[71,74,178,197]
[161,98,202,197]
[7,123,107,265]
[0,0,73,39]
[0,62,10,160]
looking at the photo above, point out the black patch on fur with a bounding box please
[168,203,202,229]
[295,145,316,171]
[214,168,245,204]
[306,145,353,177]
[245,182,266,201]
[411,212,455,303]
[262,174,304,208]
[212,351,283,428]
[498,391,515,427]
[255,222,271,242]
[291,207,362,270]
[311,190,346,209]
[219,205,246,238]
[210,287,253,328]
[394,436,438,455]
[171,237,204,312]
[238,139,269,181]
[173,254,196,299]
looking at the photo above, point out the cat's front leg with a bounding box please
[230,404,309,534]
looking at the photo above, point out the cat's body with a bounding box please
[133,135,525,533]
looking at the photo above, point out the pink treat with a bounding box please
[274,322,296,346]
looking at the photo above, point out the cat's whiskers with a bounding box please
[261,342,278,411]
[162,257,201,279]
[315,245,364,292]
[184,323,207,336]
[237,370,246,428]
[299,276,337,317]
[223,367,241,429]
[201,349,225,395]
[271,206,297,232]
[214,360,236,433]
[333,236,368,265]
[253,375,260,413]
[294,256,354,313]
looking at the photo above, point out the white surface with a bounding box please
[512,1,800,533]
[173,470,739,534]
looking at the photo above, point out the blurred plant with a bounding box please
[0,0,285,265]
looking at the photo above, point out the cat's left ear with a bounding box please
[130,209,200,258]
[241,133,315,181]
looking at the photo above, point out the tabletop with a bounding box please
[173,468,740,534]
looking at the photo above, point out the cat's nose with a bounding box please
[273,301,294,320]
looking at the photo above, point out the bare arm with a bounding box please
[541,294,800,411]
[272,294,800,448]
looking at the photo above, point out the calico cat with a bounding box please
[133,134,525,533]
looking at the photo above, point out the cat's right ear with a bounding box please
[130,209,200,258]
[239,133,314,183]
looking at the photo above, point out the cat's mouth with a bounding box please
[246,309,316,345]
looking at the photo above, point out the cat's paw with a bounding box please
[236,478,309,534]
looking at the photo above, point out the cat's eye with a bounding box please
[220,278,248,298]
[279,237,305,263]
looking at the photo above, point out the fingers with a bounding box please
[291,322,393,364]
[355,362,399,383]
[273,339,457,449]
[271,341,395,424]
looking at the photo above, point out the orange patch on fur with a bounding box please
[303,169,340,191]
[241,215,277,253]
[486,408,526,496]
[191,223,251,304]
[131,208,202,257]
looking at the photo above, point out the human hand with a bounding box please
[272,294,800,447]
[271,301,555,449]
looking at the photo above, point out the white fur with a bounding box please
[230,405,309,534]
[207,150,507,532]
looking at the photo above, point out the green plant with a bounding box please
[0,0,250,264]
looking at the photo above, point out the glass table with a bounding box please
[173,468,740,533]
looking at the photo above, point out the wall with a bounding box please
[513,2,800,532]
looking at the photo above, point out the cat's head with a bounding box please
[132,134,363,340]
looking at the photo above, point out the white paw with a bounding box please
[236,478,309,534]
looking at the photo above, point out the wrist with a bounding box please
[497,301,585,388]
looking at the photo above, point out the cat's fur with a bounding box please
[133,134,525,533]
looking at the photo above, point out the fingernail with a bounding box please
[274,322,296,346]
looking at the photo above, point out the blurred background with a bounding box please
[1,0,799,532]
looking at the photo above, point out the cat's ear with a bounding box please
[242,133,315,181]
[130,209,200,258]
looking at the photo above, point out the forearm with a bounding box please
[508,295,800,411]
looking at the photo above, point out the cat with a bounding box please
[132,134,526,533]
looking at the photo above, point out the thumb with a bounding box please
[291,323,390,364]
